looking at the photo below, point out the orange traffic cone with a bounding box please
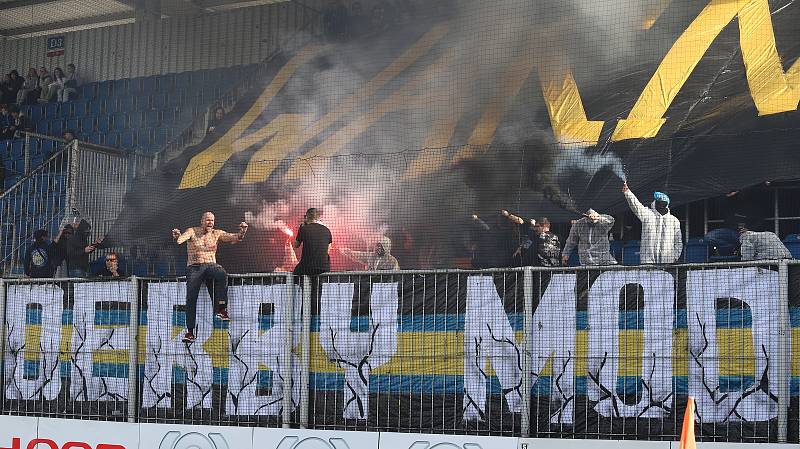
[679,396,697,449]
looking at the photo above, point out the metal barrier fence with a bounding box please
[0,262,797,443]
[0,134,149,277]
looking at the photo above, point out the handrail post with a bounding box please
[521,267,533,438]
[282,273,295,428]
[299,275,312,429]
[0,279,6,409]
[776,261,790,442]
[127,276,140,423]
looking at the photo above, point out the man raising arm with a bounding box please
[172,211,248,343]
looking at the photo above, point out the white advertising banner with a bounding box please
[253,427,380,449]
[380,432,517,449]
[37,417,139,449]
[139,422,254,449]
[0,415,38,449]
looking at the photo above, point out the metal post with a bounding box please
[520,268,533,437]
[23,133,30,175]
[776,261,790,442]
[299,275,312,429]
[774,188,780,235]
[281,273,295,428]
[0,279,6,408]
[127,276,140,423]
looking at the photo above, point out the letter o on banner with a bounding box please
[26,439,58,449]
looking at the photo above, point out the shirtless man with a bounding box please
[172,211,248,343]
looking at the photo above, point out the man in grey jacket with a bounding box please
[738,224,792,261]
[561,209,617,266]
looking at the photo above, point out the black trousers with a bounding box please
[185,263,228,331]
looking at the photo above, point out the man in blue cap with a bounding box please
[623,182,683,264]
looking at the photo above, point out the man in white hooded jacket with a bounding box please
[623,182,683,264]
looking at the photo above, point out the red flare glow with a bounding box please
[282,227,294,237]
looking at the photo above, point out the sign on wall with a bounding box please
[46,35,65,57]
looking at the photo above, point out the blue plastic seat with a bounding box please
[610,240,623,263]
[129,111,144,129]
[151,94,167,110]
[567,248,579,267]
[35,121,49,135]
[153,128,170,147]
[72,100,88,118]
[129,78,144,94]
[50,120,63,136]
[144,112,160,127]
[116,96,135,112]
[684,238,709,263]
[97,80,113,98]
[111,112,127,131]
[135,95,150,111]
[96,115,111,133]
[40,139,57,155]
[137,128,152,147]
[105,132,120,147]
[156,74,175,92]
[10,139,24,158]
[141,76,156,93]
[113,79,129,94]
[89,99,105,116]
[154,261,170,276]
[120,130,134,149]
[80,116,95,134]
[622,241,641,265]
[65,118,79,133]
[784,234,800,259]
[44,102,59,119]
[88,133,103,145]
[79,85,95,101]
[29,104,45,122]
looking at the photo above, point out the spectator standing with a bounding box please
[562,209,617,266]
[8,70,23,98]
[53,220,97,277]
[293,208,332,276]
[24,229,56,278]
[95,252,126,277]
[340,236,400,270]
[738,224,792,261]
[622,182,683,263]
[16,68,39,105]
[37,67,54,103]
[47,67,66,104]
[530,217,562,267]
[0,74,16,105]
[60,63,81,102]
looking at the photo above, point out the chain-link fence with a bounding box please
[1,261,797,442]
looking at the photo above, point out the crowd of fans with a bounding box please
[0,63,81,107]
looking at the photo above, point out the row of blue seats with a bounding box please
[25,90,218,122]
[86,127,172,150]
[89,257,187,277]
[81,66,251,101]
[34,109,186,137]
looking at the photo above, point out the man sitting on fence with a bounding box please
[172,211,248,343]
[95,251,126,278]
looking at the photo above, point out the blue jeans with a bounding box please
[185,263,228,331]
[705,228,740,256]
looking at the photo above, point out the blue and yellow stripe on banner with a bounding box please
[18,305,800,397]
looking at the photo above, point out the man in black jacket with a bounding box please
[53,220,97,277]
[24,229,55,278]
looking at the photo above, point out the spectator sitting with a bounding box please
[16,67,39,105]
[46,67,66,104]
[60,63,81,102]
[10,105,32,138]
[738,223,792,261]
[340,236,400,270]
[24,229,56,278]
[95,251,126,277]
[0,104,14,139]
[37,67,54,103]
[207,107,224,134]
[0,74,17,105]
